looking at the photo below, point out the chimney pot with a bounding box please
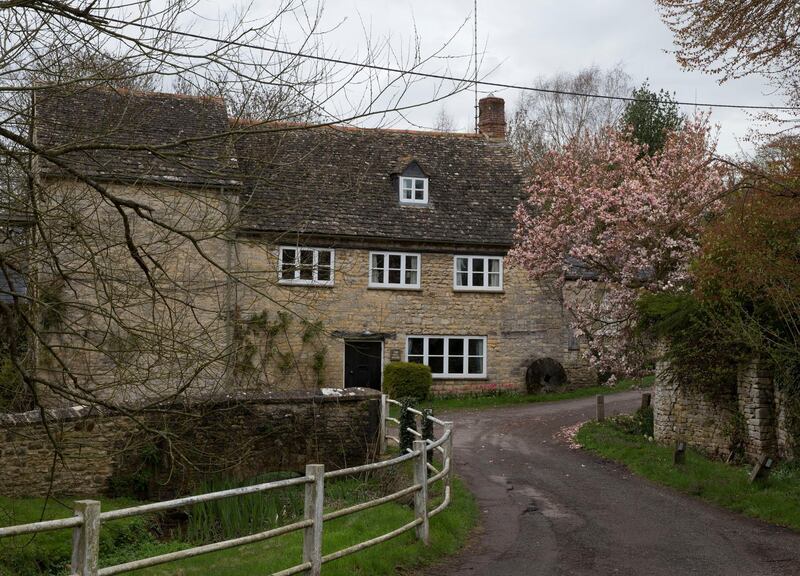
[478,96,506,139]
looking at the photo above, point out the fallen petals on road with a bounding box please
[555,422,585,449]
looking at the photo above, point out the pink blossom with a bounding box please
[510,117,726,375]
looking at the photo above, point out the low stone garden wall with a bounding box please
[654,359,795,462]
[0,388,381,498]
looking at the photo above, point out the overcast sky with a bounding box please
[230,0,782,156]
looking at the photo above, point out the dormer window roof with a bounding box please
[397,161,429,205]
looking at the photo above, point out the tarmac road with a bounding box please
[426,390,800,576]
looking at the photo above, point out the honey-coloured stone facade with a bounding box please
[235,240,597,395]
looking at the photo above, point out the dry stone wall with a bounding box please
[0,388,380,498]
[654,359,795,462]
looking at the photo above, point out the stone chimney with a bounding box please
[478,96,506,139]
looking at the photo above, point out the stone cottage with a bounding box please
[30,88,595,401]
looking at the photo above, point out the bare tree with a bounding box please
[507,64,632,171]
[0,0,477,487]
[656,0,800,134]
[433,106,456,132]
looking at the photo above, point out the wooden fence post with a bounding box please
[303,464,324,576]
[422,409,434,463]
[71,500,100,576]
[443,421,454,495]
[412,440,429,545]
[379,394,388,455]
[596,395,605,422]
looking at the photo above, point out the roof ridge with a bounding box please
[35,84,225,104]
[231,119,485,139]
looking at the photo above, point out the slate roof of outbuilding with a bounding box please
[35,88,240,187]
[234,123,523,247]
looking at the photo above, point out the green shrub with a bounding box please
[611,406,654,438]
[383,362,432,401]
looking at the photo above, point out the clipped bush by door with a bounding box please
[383,361,432,401]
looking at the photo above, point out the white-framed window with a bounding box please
[399,176,428,204]
[406,336,487,378]
[369,251,421,289]
[453,256,503,291]
[278,246,334,286]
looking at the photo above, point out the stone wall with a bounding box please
[0,388,380,498]
[654,359,795,462]
[36,179,236,405]
[235,240,597,395]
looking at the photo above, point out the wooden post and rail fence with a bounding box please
[0,395,454,576]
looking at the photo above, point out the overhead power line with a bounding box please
[103,16,800,112]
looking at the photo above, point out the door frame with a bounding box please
[342,339,384,391]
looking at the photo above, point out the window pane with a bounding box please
[415,189,424,200]
[281,249,296,279]
[300,250,314,280]
[372,254,384,269]
[448,338,464,356]
[415,179,425,190]
[468,356,484,374]
[318,251,331,266]
[405,270,417,285]
[408,338,424,355]
[468,338,484,356]
[488,272,501,287]
[317,266,331,281]
[472,258,484,272]
[448,356,464,374]
[429,338,444,356]
[429,356,444,374]
[472,271,485,286]
[388,269,401,284]
[404,189,413,200]
[488,258,501,273]
[405,255,418,270]
[456,272,468,286]
[389,254,401,269]
[372,268,384,283]
[408,355,424,364]
[457,258,468,272]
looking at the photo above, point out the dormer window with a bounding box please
[395,160,429,205]
[400,176,428,204]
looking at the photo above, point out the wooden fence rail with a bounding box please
[0,394,453,576]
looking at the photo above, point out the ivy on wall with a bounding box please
[232,309,328,389]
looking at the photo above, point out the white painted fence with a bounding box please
[0,394,453,576]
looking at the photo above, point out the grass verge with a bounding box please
[577,420,800,532]
[1,475,478,576]
[0,496,188,576]
[129,477,477,576]
[423,375,653,412]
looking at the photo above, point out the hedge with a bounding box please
[383,361,432,401]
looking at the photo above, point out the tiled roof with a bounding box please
[35,89,524,247]
[35,88,240,187]
[234,123,523,247]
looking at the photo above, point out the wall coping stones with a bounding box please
[0,387,381,427]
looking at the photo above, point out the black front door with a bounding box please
[344,341,382,390]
